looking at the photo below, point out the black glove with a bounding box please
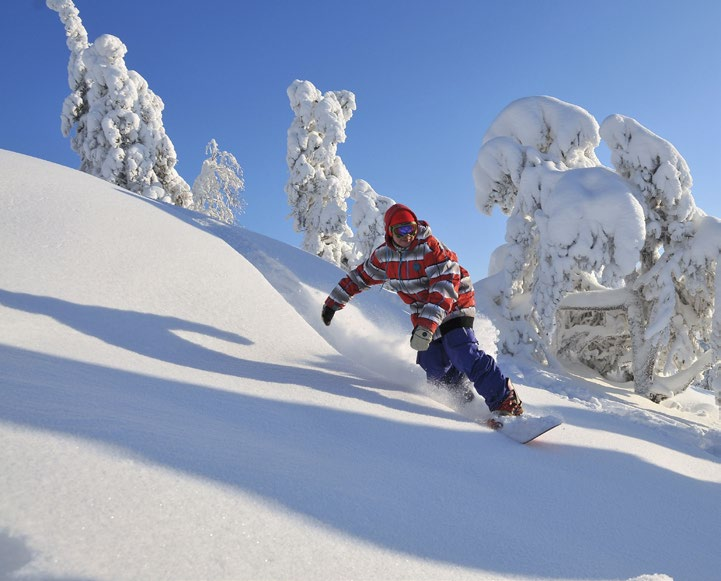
[321,304,336,326]
[410,326,432,351]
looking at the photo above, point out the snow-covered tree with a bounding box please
[285,79,358,270]
[473,96,641,360]
[349,179,395,264]
[601,114,721,398]
[47,0,192,207]
[192,139,245,224]
[474,96,721,404]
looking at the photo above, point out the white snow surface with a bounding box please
[1,150,720,581]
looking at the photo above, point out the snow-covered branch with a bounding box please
[349,179,395,265]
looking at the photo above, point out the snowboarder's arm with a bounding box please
[324,250,387,312]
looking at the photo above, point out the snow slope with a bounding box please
[1,150,720,581]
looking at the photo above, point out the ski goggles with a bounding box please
[390,222,418,237]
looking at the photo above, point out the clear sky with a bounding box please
[3,0,720,280]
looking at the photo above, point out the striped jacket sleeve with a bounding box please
[324,248,388,310]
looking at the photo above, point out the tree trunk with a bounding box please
[626,288,658,397]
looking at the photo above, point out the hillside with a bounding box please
[1,150,720,581]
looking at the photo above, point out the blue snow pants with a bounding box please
[416,326,508,411]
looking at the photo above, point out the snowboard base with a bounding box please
[480,414,562,444]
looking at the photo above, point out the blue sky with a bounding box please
[3,0,720,280]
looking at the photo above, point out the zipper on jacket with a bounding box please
[397,247,410,296]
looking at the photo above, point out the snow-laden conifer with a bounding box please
[349,179,395,265]
[47,0,192,207]
[473,97,641,361]
[285,80,358,270]
[602,114,721,397]
[192,140,245,224]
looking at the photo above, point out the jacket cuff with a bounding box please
[324,297,343,310]
[416,319,438,334]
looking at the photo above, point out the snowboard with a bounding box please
[479,413,562,444]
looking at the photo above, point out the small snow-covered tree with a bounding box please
[47,0,192,207]
[285,79,358,270]
[192,139,245,224]
[349,179,395,264]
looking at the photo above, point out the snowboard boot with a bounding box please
[495,379,523,416]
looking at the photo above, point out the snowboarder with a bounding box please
[322,203,523,416]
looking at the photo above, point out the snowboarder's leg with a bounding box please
[416,339,452,382]
[440,327,509,411]
[437,366,474,404]
[416,341,473,403]
[438,365,464,387]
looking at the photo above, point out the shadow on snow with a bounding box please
[0,341,719,578]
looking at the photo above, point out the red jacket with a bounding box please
[325,218,476,336]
